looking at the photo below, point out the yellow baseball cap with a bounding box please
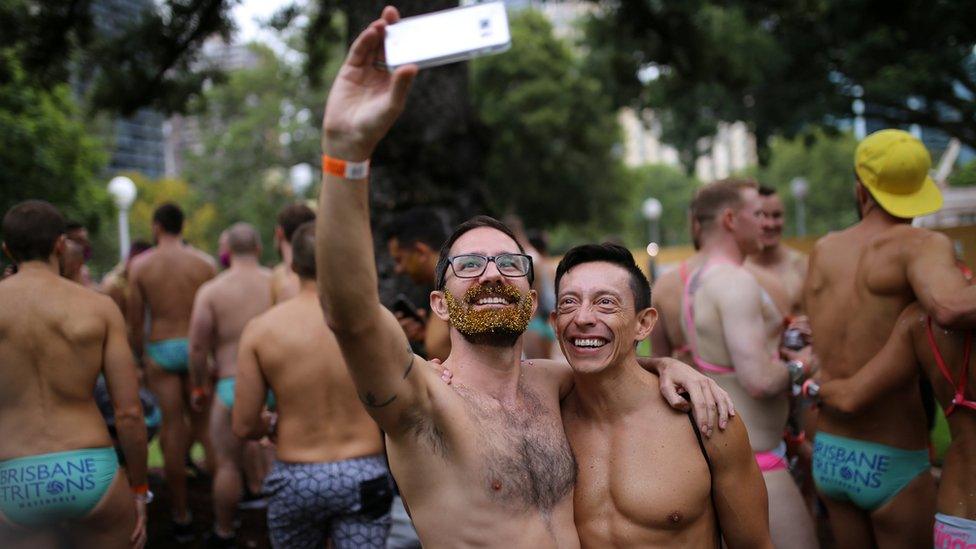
[855,129,942,218]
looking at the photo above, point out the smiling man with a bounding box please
[744,186,808,317]
[554,243,770,548]
[314,7,733,546]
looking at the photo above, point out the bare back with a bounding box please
[0,271,117,459]
[244,292,382,462]
[746,246,807,316]
[806,224,929,446]
[904,304,976,518]
[199,265,272,378]
[130,243,215,341]
[688,263,788,451]
[651,257,700,364]
[385,361,579,548]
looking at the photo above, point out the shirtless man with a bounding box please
[315,9,732,545]
[270,203,316,304]
[234,222,392,548]
[0,200,148,548]
[188,222,272,545]
[812,302,976,548]
[803,129,976,547]
[554,243,771,548]
[745,186,808,317]
[128,202,216,537]
[681,179,818,548]
[385,207,452,361]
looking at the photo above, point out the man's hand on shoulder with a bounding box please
[640,357,735,438]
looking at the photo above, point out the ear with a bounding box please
[52,234,67,257]
[1,242,12,263]
[529,288,539,318]
[429,290,450,321]
[414,242,433,256]
[274,226,285,242]
[720,207,736,232]
[634,306,658,343]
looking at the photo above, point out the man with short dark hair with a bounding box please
[681,178,819,548]
[803,129,976,546]
[0,200,148,547]
[315,10,733,544]
[188,222,272,546]
[385,207,452,361]
[128,202,216,539]
[271,203,316,304]
[745,185,808,317]
[234,222,392,548]
[554,243,771,547]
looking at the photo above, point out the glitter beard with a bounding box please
[444,283,533,347]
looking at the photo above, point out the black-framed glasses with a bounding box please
[448,253,533,279]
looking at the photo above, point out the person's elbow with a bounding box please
[114,402,145,430]
[930,299,967,328]
[232,410,263,440]
[739,376,783,400]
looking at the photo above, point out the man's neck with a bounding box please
[573,356,652,419]
[280,242,293,267]
[699,232,746,265]
[861,206,911,230]
[156,233,182,247]
[17,259,60,277]
[229,255,260,269]
[447,335,524,406]
[753,243,786,266]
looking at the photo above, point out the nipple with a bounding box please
[492,480,502,491]
[668,512,682,523]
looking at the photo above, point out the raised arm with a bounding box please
[715,268,790,398]
[101,299,148,548]
[316,7,427,434]
[188,286,215,408]
[232,321,271,439]
[907,230,976,327]
[818,306,920,414]
[704,417,772,549]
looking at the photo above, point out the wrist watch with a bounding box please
[785,359,806,385]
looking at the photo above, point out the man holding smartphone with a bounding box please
[315,7,733,546]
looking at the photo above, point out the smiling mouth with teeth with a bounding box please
[572,338,608,348]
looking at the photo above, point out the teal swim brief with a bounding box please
[215,377,275,411]
[146,338,189,373]
[0,447,118,527]
[812,432,930,511]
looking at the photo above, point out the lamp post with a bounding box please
[289,163,314,196]
[852,85,866,140]
[641,197,663,281]
[790,177,809,238]
[107,176,137,262]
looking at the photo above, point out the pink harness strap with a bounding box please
[682,258,735,374]
[925,317,976,416]
[754,442,788,472]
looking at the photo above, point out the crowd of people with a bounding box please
[1,6,974,549]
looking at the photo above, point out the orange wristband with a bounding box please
[191,387,208,399]
[322,153,370,180]
[131,483,149,495]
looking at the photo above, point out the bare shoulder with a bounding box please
[701,413,751,459]
[185,245,217,268]
[707,263,756,287]
[523,358,572,398]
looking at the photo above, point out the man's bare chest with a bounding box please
[454,386,577,514]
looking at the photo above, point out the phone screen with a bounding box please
[384,2,511,70]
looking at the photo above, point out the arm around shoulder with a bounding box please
[907,230,976,328]
[703,416,773,549]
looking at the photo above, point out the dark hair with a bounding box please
[2,200,66,263]
[434,215,533,289]
[290,221,316,280]
[276,203,316,243]
[153,203,184,235]
[384,207,450,250]
[65,220,85,234]
[758,185,777,197]
[690,178,759,228]
[527,229,548,256]
[129,239,152,257]
[554,243,651,311]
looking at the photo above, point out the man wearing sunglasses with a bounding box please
[315,7,733,546]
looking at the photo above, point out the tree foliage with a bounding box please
[125,173,218,251]
[583,0,976,162]
[181,44,323,264]
[757,129,858,237]
[471,9,625,228]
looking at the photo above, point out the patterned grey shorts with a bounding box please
[264,454,393,549]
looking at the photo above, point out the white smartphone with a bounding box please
[383,2,511,71]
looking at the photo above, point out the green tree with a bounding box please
[471,9,625,228]
[949,159,976,188]
[182,44,324,263]
[582,1,976,162]
[0,50,110,239]
[757,129,858,236]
